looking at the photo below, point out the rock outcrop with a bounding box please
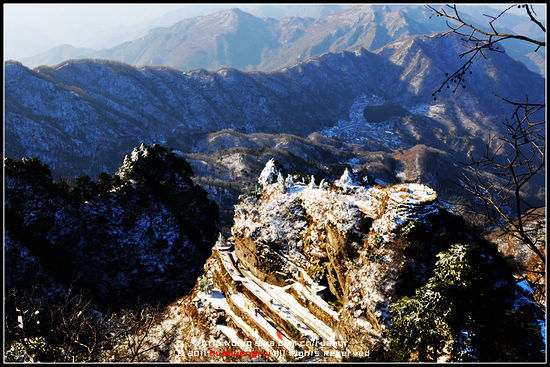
[158,160,543,362]
[233,166,439,298]
[230,165,441,354]
[165,163,436,359]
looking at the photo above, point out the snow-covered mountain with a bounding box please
[5,33,543,177]
[5,33,545,226]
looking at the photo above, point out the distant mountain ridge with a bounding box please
[18,44,97,67]
[18,5,544,76]
[19,5,446,71]
[6,33,545,226]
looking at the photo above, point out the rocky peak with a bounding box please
[224,7,247,17]
[210,7,247,26]
[328,4,376,25]
[165,160,543,362]
[233,159,441,295]
[372,183,439,240]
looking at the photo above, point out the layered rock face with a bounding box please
[229,161,441,353]
[142,161,444,362]
[233,160,438,297]
[136,159,542,362]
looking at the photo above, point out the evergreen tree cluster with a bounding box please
[5,144,219,307]
[386,242,544,361]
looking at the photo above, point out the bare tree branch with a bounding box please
[428,4,546,307]
[525,4,546,32]
[427,4,545,47]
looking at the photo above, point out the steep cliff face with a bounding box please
[232,160,438,297]
[5,144,219,306]
[155,160,543,362]
[230,162,441,351]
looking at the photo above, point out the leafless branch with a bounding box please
[525,4,546,32]
[426,4,546,101]
[427,4,545,47]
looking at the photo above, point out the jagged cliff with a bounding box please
[230,160,440,355]
[141,160,543,362]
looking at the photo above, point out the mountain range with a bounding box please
[5,31,545,230]
[18,5,544,76]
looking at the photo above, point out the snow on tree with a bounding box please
[334,168,358,190]
[258,158,283,187]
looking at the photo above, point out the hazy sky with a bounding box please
[4,4,183,29]
[4,4,236,58]
[6,4,325,58]
[4,3,547,60]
